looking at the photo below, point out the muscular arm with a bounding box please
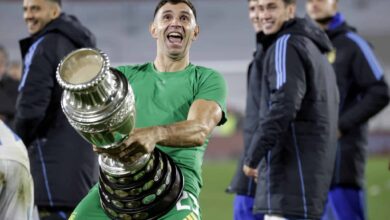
[156,99,223,147]
[98,99,223,161]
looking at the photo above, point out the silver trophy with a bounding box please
[56,48,183,219]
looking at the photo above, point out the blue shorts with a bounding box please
[321,187,366,220]
[234,195,264,220]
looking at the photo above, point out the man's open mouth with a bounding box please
[167,32,184,44]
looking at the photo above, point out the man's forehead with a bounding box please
[248,0,258,6]
[23,0,46,7]
[325,0,337,4]
[157,3,194,16]
[258,0,280,5]
[307,0,336,6]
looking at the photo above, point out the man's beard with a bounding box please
[315,15,334,25]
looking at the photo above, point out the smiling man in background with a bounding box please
[15,0,99,219]
[306,0,390,219]
[242,0,339,219]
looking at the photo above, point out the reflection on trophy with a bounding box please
[56,48,183,219]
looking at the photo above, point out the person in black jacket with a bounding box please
[0,45,19,127]
[243,0,339,219]
[306,0,390,219]
[15,0,99,219]
[226,1,264,220]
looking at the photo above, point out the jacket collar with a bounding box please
[328,12,345,30]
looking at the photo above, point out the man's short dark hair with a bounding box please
[282,0,296,5]
[47,0,61,6]
[154,0,197,20]
[248,0,296,4]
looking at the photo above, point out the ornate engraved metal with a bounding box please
[56,48,183,219]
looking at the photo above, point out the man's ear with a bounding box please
[332,0,338,12]
[50,3,61,19]
[192,25,200,41]
[149,22,158,39]
[287,4,296,19]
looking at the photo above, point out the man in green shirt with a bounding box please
[70,0,227,219]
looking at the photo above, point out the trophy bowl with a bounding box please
[56,48,183,219]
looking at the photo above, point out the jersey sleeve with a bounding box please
[115,65,126,74]
[194,68,227,126]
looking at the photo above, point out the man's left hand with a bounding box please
[243,165,258,179]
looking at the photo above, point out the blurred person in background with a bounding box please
[15,0,99,219]
[226,0,264,219]
[306,0,390,219]
[9,60,23,81]
[0,119,34,220]
[243,0,339,219]
[70,0,227,219]
[0,45,19,126]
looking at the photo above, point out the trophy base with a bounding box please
[98,148,184,220]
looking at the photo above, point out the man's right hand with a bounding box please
[243,165,258,179]
[337,129,342,139]
[91,130,151,163]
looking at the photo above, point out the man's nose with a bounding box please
[24,9,32,20]
[170,17,182,26]
[260,10,271,20]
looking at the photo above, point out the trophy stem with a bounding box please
[99,153,152,176]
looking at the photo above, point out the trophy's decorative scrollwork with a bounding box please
[56,48,183,219]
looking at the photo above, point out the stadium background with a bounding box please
[1,0,389,219]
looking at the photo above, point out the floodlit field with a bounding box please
[200,157,390,220]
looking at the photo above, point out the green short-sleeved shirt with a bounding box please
[117,62,227,197]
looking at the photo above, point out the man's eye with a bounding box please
[269,5,277,10]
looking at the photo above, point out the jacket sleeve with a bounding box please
[14,36,76,146]
[338,35,390,133]
[0,77,17,116]
[244,40,307,168]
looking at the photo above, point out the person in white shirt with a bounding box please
[0,119,34,220]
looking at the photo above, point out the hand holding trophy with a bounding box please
[56,48,183,219]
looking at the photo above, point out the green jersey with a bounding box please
[117,62,227,197]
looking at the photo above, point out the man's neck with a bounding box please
[317,22,328,30]
[315,15,335,30]
[153,55,190,73]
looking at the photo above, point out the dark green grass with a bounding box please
[365,157,390,220]
[200,157,390,220]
